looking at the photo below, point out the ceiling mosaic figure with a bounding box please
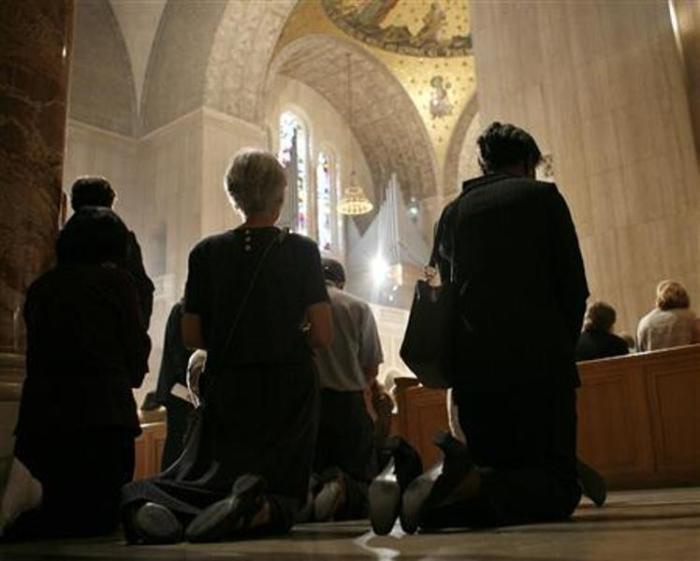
[321,0,472,57]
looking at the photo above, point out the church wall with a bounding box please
[200,108,268,239]
[471,0,700,336]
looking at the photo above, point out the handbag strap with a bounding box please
[217,227,288,366]
[429,204,458,283]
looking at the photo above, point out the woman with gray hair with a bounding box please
[122,149,333,544]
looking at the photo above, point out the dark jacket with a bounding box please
[15,264,151,436]
[434,173,589,392]
[575,330,629,362]
[155,301,192,404]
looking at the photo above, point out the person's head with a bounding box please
[70,176,116,211]
[322,258,346,289]
[224,149,287,222]
[656,280,690,310]
[56,207,128,265]
[583,301,617,333]
[477,122,543,178]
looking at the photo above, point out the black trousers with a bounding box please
[10,428,135,539]
[314,389,376,519]
[162,396,195,471]
[423,378,581,528]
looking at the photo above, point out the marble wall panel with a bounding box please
[471,0,700,335]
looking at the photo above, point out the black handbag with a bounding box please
[400,276,456,389]
[400,214,457,389]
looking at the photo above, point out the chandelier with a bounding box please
[338,53,373,216]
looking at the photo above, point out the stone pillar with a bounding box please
[471,0,700,335]
[0,0,74,473]
[671,0,700,167]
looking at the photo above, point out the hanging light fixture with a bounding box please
[338,53,373,216]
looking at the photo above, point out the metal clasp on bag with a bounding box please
[424,265,441,287]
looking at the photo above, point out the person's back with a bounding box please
[637,280,696,352]
[7,207,150,540]
[311,261,383,522]
[417,122,588,534]
[575,301,629,361]
[68,176,154,326]
[439,173,587,390]
[315,286,379,391]
[575,330,629,361]
[20,264,148,434]
[638,307,696,351]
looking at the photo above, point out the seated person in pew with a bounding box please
[309,258,383,522]
[575,301,629,361]
[392,122,589,533]
[1,208,150,540]
[638,280,697,352]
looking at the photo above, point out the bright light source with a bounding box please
[371,254,389,285]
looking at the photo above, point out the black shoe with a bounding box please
[400,431,474,534]
[128,502,183,545]
[399,462,441,534]
[577,460,607,507]
[185,474,266,543]
[369,437,422,535]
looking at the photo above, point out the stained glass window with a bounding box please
[278,112,308,235]
[316,152,333,251]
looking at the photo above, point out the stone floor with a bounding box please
[2,488,700,560]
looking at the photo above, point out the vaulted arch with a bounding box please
[268,35,438,199]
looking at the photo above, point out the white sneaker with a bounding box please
[0,458,42,536]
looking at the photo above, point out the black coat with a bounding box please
[16,264,151,438]
[575,330,629,362]
[434,173,589,392]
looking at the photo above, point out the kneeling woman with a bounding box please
[122,149,333,543]
[5,208,150,539]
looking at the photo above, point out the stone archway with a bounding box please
[267,34,439,201]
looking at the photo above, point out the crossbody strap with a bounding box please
[218,227,288,366]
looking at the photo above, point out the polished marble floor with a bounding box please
[2,488,700,560]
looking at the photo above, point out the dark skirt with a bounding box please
[122,362,319,527]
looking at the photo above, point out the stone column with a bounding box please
[0,0,74,473]
[471,0,700,335]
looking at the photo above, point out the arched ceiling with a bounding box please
[141,0,297,133]
[205,0,298,124]
[444,94,478,195]
[270,36,438,199]
[70,0,136,136]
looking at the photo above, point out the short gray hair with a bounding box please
[224,149,286,216]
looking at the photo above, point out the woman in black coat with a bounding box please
[5,208,150,540]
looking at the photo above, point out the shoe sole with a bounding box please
[400,475,435,534]
[186,475,264,543]
[369,479,400,535]
[313,481,343,522]
[133,503,183,544]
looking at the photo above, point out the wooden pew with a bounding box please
[395,345,700,489]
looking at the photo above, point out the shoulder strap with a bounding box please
[217,227,289,366]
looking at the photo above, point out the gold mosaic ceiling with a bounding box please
[274,0,477,192]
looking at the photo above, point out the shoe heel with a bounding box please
[369,479,400,535]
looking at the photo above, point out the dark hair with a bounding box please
[322,258,346,285]
[56,207,128,265]
[70,176,116,210]
[583,301,617,333]
[477,122,543,174]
